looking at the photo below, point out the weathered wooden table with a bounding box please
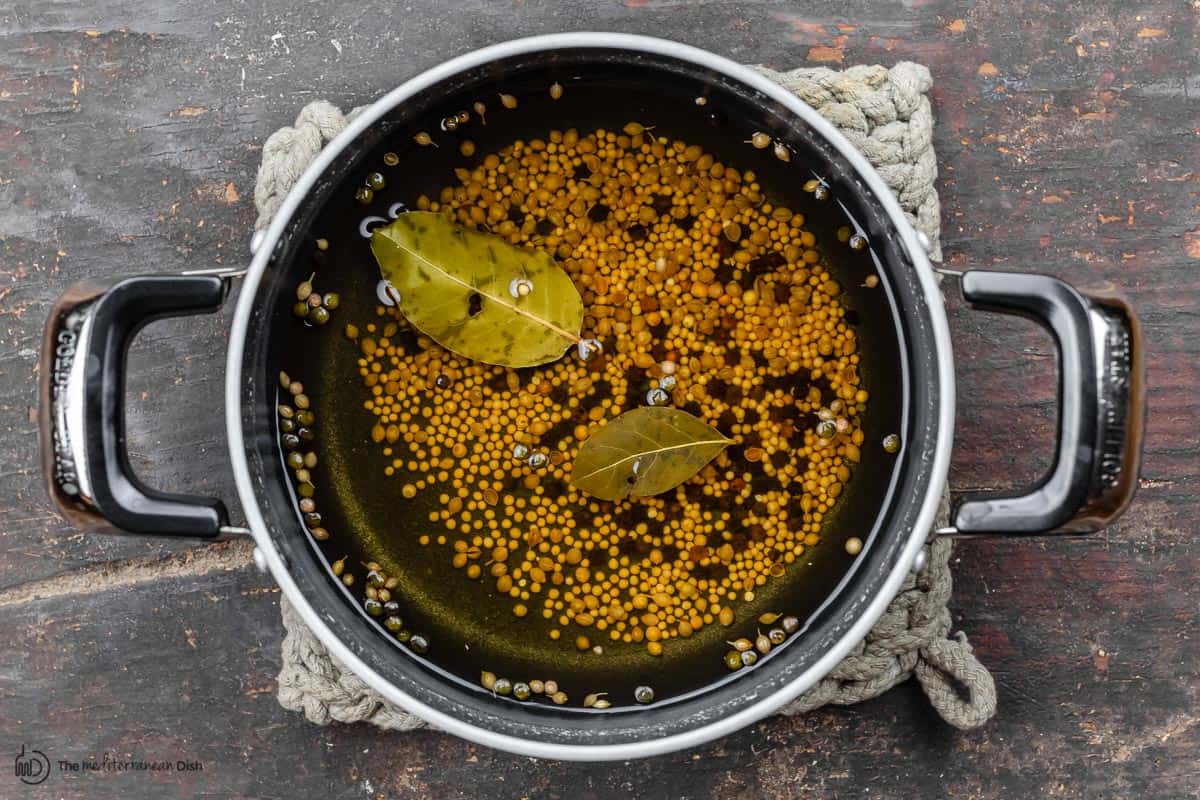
[2,1,1196,797]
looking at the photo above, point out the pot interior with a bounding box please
[238,42,942,747]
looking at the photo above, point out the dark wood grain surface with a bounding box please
[1,1,1196,797]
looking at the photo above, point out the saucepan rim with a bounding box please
[224,31,955,760]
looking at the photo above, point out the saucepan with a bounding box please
[38,33,1145,760]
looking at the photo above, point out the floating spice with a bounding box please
[371,211,584,367]
[570,407,732,501]
[292,273,337,325]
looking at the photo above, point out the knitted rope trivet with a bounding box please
[261,61,994,733]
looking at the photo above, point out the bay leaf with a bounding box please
[570,407,732,501]
[370,211,583,367]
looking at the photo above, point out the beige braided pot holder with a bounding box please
[255,62,997,735]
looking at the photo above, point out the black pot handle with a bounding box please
[39,275,232,538]
[949,270,1145,535]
